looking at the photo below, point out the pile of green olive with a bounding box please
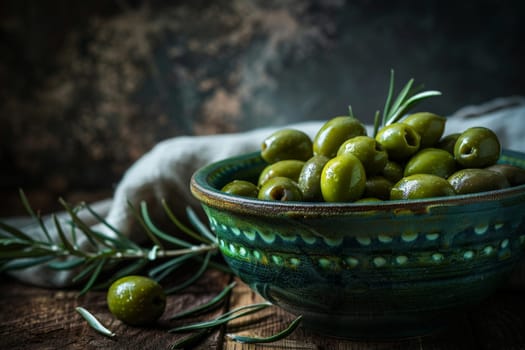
[221,113,525,202]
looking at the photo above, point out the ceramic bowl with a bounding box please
[190,150,525,339]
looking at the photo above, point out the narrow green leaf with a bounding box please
[111,258,148,280]
[347,105,355,118]
[0,256,55,272]
[227,315,303,344]
[68,219,79,248]
[72,259,98,283]
[75,307,115,338]
[79,257,107,295]
[0,220,34,242]
[0,241,28,255]
[127,201,164,249]
[0,248,56,259]
[83,203,140,250]
[60,200,126,250]
[47,256,86,270]
[53,214,85,256]
[387,78,414,122]
[169,328,216,349]
[59,199,104,249]
[170,281,236,320]
[19,189,53,243]
[149,252,197,282]
[388,90,442,123]
[164,251,212,294]
[216,302,272,321]
[372,110,381,137]
[185,207,216,243]
[161,200,209,244]
[141,202,192,248]
[169,302,271,333]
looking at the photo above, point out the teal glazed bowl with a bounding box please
[190,150,525,339]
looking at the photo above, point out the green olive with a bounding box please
[404,148,456,178]
[382,160,404,183]
[485,164,525,186]
[258,176,303,201]
[437,133,460,155]
[320,153,366,202]
[313,116,367,158]
[107,275,166,326]
[261,129,313,163]
[402,112,446,148]
[221,180,258,197]
[298,155,330,201]
[363,176,393,200]
[258,160,305,187]
[391,174,456,200]
[454,127,501,168]
[448,168,510,194]
[375,123,421,161]
[337,136,388,175]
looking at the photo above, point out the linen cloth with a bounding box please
[5,96,525,288]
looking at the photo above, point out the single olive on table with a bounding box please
[106,275,166,326]
[220,111,525,203]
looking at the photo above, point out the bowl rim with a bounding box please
[190,149,525,217]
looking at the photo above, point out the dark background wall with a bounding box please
[1,0,524,214]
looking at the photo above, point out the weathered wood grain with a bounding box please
[1,268,525,350]
[0,270,231,349]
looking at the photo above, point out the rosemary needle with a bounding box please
[75,307,116,338]
[226,315,303,344]
[169,281,237,320]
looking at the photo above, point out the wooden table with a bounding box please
[1,265,525,350]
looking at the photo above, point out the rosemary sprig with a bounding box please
[0,191,222,295]
[372,69,442,137]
